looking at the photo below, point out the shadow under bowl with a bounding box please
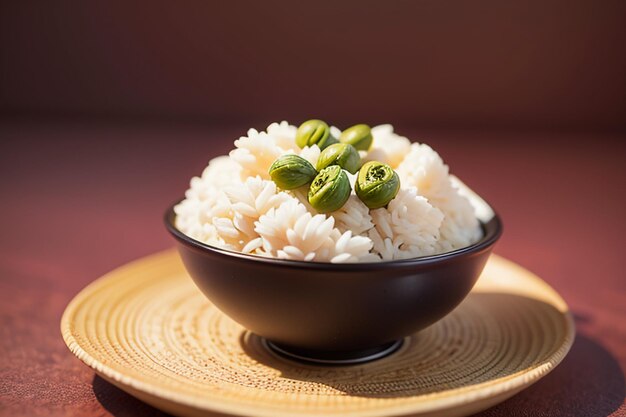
[165,202,502,364]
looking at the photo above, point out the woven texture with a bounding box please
[61,251,574,417]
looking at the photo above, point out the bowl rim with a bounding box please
[164,200,502,270]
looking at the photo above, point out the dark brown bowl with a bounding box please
[165,201,502,364]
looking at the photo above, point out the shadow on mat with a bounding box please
[240,293,624,416]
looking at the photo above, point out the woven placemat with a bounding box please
[61,251,574,417]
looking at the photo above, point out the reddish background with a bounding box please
[1,1,625,130]
[1,1,625,416]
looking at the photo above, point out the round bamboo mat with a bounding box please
[61,251,574,417]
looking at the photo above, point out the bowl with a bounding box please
[165,190,502,364]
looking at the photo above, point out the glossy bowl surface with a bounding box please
[165,199,502,362]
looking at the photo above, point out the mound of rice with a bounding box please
[175,122,482,262]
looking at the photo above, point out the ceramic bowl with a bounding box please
[165,189,502,364]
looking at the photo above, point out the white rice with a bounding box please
[174,122,482,262]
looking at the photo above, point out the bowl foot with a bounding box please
[263,338,403,365]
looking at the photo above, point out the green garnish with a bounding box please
[355,161,400,209]
[339,124,373,151]
[295,119,337,150]
[316,143,361,174]
[269,154,317,190]
[308,165,351,213]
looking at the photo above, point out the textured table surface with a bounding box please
[1,121,624,416]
